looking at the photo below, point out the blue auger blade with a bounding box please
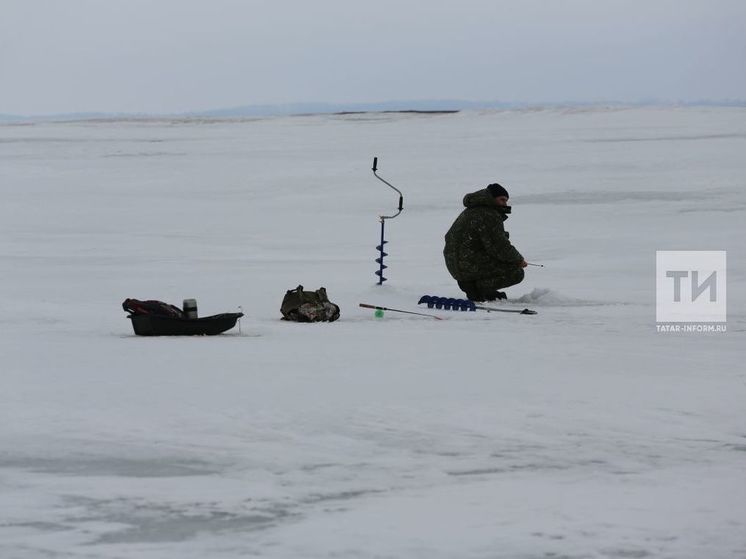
[419,295,434,308]
[375,251,388,258]
[375,259,388,267]
[418,295,476,311]
[419,296,535,314]
[454,299,476,311]
[418,295,435,308]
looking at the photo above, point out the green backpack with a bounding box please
[280,285,340,322]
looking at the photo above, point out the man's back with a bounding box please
[444,188,522,281]
[443,184,526,301]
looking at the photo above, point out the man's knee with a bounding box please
[508,267,525,286]
[478,266,523,291]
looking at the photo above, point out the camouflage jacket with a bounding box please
[443,188,523,281]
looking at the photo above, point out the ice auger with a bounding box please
[371,157,404,285]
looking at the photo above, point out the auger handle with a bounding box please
[371,156,404,220]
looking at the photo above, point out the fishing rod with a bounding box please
[359,303,442,320]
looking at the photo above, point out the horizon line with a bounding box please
[2,98,746,123]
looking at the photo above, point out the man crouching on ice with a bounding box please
[443,183,528,302]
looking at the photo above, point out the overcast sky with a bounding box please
[1,0,745,115]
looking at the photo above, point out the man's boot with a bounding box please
[457,280,483,302]
[482,290,507,301]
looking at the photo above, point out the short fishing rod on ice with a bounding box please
[359,303,442,320]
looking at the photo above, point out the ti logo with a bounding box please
[656,251,726,324]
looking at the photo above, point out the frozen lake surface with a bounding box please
[1,107,745,558]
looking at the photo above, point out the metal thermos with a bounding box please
[183,298,198,319]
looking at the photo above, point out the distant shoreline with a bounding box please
[2,101,745,125]
[331,109,461,115]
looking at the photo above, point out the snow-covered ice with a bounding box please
[1,107,745,558]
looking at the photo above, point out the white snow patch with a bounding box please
[1,107,745,558]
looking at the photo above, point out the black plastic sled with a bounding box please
[123,298,243,336]
[128,313,242,336]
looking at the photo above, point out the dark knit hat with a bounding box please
[487,183,509,199]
